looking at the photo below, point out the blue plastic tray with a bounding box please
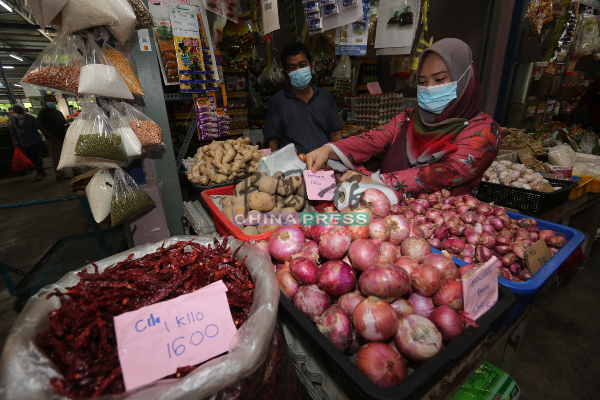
[432,210,584,332]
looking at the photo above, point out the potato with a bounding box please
[250,171,268,186]
[223,205,233,221]
[248,192,275,212]
[284,195,306,211]
[232,193,245,205]
[222,196,234,207]
[233,177,253,195]
[271,205,283,213]
[258,224,280,234]
[272,171,285,181]
[277,177,295,197]
[257,176,278,195]
[297,183,307,198]
[246,186,259,195]
[242,226,259,235]
[275,201,285,210]
[232,202,248,221]
[290,176,303,193]
[281,207,296,214]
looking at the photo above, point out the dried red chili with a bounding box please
[35,237,254,399]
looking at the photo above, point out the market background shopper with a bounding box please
[10,103,45,181]
[36,94,70,180]
[264,42,343,155]
[307,38,500,199]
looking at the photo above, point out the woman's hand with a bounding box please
[306,145,336,172]
[339,171,373,184]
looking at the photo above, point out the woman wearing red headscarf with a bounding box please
[306,38,500,199]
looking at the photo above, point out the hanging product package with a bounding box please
[79,36,134,99]
[86,168,114,223]
[111,167,155,226]
[59,0,119,33]
[106,0,137,45]
[21,33,83,94]
[27,0,67,30]
[74,104,129,162]
[11,148,34,173]
[573,13,599,56]
[123,102,163,147]
[257,58,287,91]
[102,42,144,95]
[331,55,352,79]
[126,0,158,29]
[109,106,142,158]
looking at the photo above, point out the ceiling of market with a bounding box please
[0,0,55,102]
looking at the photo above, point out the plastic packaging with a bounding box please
[124,103,163,147]
[106,0,137,44]
[109,106,142,158]
[548,145,577,167]
[126,0,158,29]
[573,162,600,178]
[60,0,119,33]
[27,0,67,29]
[450,362,520,400]
[573,13,600,56]
[21,33,83,94]
[86,169,114,223]
[258,143,306,177]
[331,55,352,79]
[578,130,599,154]
[102,43,144,95]
[11,147,34,172]
[0,235,280,400]
[79,37,133,99]
[74,104,128,162]
[111,167,155,226]
[257,59,286,91]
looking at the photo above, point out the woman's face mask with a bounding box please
[417,66,470,114]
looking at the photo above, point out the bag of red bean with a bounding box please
[123,102,163,148]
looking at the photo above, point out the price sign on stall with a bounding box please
[525,239,553,275]
[303,170,336,200]
[517,146,535,164]
[114,281,237,391]
[462,257,499,320]
[529,142,544,153]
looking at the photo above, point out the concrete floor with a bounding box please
[0,164,599,399]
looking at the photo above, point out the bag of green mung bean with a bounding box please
[74,103,129,162]
[111,167,155,227]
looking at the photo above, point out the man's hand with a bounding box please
[268,139,279,153]
[12,138,19,148]
[306,145,336,172]
[339,170,373,184]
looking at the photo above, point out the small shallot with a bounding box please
[390,298,416,318]
[409,293,436,317]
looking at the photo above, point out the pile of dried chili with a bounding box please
[35,237,254,399]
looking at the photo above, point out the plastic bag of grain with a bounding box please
[108,105,142,158]
[123,102,163,147]
[86,169,114,223]
[548,144,577,168]
[79,35,133,99]
[111,167,155,227]
[102,42,144,95]
[74,103,129,162]
[105,0,137,44]
[60,0,118,33]
[27,0,67,30]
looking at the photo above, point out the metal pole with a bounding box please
[0,57,16,106]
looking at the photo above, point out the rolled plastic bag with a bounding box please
[111,167,155,226]
[86,169,114,223]
[109,106,142,159]
[102,42,144,95]
[60,0,119,33]
[27,0,67,30]
[106,0,137,44]
[74,104,129,162]
[0,236,279,400]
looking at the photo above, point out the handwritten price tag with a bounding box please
[303,170,336,201]
[366,82,382,94]
[114,280,237,391]
[525,239,552,275]
[259,148,271,155]
[462,257,499,320]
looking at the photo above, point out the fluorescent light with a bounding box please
[13,84,22,87]
[9,54,23,61]
[2,66,13,69]
[0,0,12,12]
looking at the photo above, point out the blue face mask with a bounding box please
[417,66,470,114]
[46,102,57,109]
[288,66,312,90]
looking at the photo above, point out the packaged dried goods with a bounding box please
[111,167,155,226]
[102,43,144,95]
[78,36,133,99]
[108,105,142,158]
[20,33,83,94]
[126,0,158,29]
[124,103,163,147]
[86,169,114,223]
[74,104,128,162]
[106,0,137,44]
[60,0,119,33]
[27,0,67,30]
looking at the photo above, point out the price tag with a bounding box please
[259,148,271,155]
[517,146,535,164]
[114,280,237,391]
[138,29,151,51]
[539,182,555,192]
[366,82,382,94]
[303,170,336,201]
[462,257,499,320]
[525,239,552,275]
[529,142,544,153]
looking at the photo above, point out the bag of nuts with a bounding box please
[20,33,83,94]
[123,102,163,148]
[111,167,155,227]
[102,42,144,95]
[74,103,129,163]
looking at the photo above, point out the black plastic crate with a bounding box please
[279,285,515,400]
[476,178,577,214]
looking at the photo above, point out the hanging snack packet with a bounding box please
[27,0,67,30]
[86,169,114,223]
[74,104,128,162]
[125,0,158,30]
[60,0,119,33]
[111,168,155,227]
[109,106,142,158]
[102,43,144,95]
[106,0,137,45]
[323,4,340,17]
[124,103,163,147]
[304,1,319,13]
[79,37,133,99]
[21,33,82,94]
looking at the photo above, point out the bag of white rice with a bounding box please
[85,169,114,223]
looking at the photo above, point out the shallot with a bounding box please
[356,342,406,388]
[409,293,436,317]
[394,315,443,362]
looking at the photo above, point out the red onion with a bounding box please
[465,232,479,245]
[447,235,460,240]
[408,293,435,318]
[369,218,391,242]
[320,225,352,260]
[482,224,498,237]
[433,280,463,311]
[404,197,415,205]
[441,189,451,198]
[347,220,371,242]
[318,260,356,295]
[391,204,402,215]
[548,235,567,248]
[501,253,516,267]
[268,226,305,262]
[423,253,458,280]
[475,246,493,263]
[479,232,496,248]
[299,240,320,263]
[347,328,366,355]
[495,235,511,246]
[529,231,539,241]
[462,244,476,258]
[386,340,410,370]
[394,256,420,274]
[427,193,440,205]
[356,342,406,388]
[317,307,352,352]
[400,236,431,263]
[443,237,466,255]
[360,188,392,219]
[338,290,365,319]
[518,269,532,281]
[347,239,380,271]
[442,203,454,210]
[427,238,443,250]
[447,220,462,235]
[277,271,300,299]
[275,262,289,272]
[428,306,464,342]
[414,215,428,225]
[497,214,511,228]
[385,214,410,245]
[476,214,487,224]
[465,197,478,211]
[433,215,445,227]
[353,296,398,341]
[411,265,440,296]
[419,222,436,238]
[380,241,400,262]
[456,205,469,214]
[294,285,330,322]
[390,298,415,318]
[394,315,442,362]
[311,224,330,242]
[460,211,477,224]
[359,262,411,300]
[518,218,537,228]
[289,256,319,284]
[414,199,429,208]
[458,264,478,278]
[499,268,513,280]
[434,225,449,240]
[473,223,483,235]
[508,263,521,275]
[442,196,455,206]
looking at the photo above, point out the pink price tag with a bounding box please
[114,280,237,391]
[366,82,382,94]
[461,257,499,320]
[303,170,336,201]
[259,148,271,155]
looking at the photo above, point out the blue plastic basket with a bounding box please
[432,211,584,332]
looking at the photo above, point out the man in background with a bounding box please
[36,94,70,180]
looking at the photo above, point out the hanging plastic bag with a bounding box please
[109,106,142,158]
[258,59,287,91]
[21,33,83,94]
[106,0,137,44]
[573,13,600,56]
[79,36,133,99]
[123,102,163,147]
[27,0,67,30]
[74,104,128,162]
[578,130,600,155]
[125,0,158,30]
[11,147,34,172]
[111,167,155,226]
[102,42,144,95]
[86,169,114,223]
[332,55,352,79]
[60,0,119,33]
